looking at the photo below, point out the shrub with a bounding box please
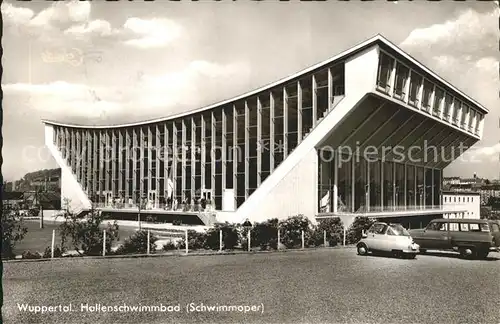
[162,241,177,251]
[205,223,240,250]
[21,250,42,259]
[2,206,28,259]
[177,230,207,250]
[346,216,375,244]
[314,218,344,247]
[115,230,158,255]
[58,206,120,256]
[280,215,314,248]
[42,246,64,258]
[250,218,279,250]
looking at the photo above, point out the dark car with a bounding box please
[409,218,500,259]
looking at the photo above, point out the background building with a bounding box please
[43,35,487,227]
[442,191,481,219]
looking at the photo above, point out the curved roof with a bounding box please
[42,34,489,129]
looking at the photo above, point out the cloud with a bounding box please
[2,60,251,123]
[64,20,117,38]
[400,8,498,57]
[121,18,183,48]
[2,1,183,49]
[1,2,34,26]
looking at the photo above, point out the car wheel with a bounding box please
[459,247,475,259]
[357,243,368,256]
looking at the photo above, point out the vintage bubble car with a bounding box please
[357,222,419,259]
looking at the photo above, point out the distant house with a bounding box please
[2,191,25,208]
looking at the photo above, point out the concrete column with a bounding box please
[417,77,424,110]
[181,121,187,202]
[312,75,317,127]
[172,123,178,202]
[201,116,206,193]
[211,112,216,202]
[404,69,412,105]
[156,125,161,204]
[111,131,116,197]
[139,128,145,199]
[283,87,288,159]
[222,109,227,192]
[333,150,338,213]
[233,105,238,207]
[328,67,333,110]
[244,101,250,200]
[191,118,196,201]
[297,81,303,144]
[125,130,130,202]
[269,92,275,173]
[148,126,153,202]
[257,97,262,187]
[389,59,397,97]
[132,129,138,201]
[118,130,123,197]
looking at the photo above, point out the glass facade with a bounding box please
[52,63,346,212]
[317,151,444,214]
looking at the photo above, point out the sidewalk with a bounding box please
[6,245,358,263]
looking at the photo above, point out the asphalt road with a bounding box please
[3,249,500,323]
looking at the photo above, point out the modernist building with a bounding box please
[43,35,488,227]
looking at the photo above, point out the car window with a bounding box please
[449,223,459,231]
[460,223,469,232]
[479,223,490,232]
[370,224,387,235]
[387,224,410,236]
[469,223,480,231]
[438,223,448,231]
[427,222,445,231]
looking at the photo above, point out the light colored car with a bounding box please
[357,222,419,259]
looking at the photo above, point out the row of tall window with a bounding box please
[317,150,442,214]
[377,51,483,136]
[51,62,346,211]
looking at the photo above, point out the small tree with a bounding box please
[346,216,374,244]
[1,206,28,259]
[59,205,119,256]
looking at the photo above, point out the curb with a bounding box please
[4,245,357,263]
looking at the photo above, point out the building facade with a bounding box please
[442,191,481,219]
[43,35,488,226]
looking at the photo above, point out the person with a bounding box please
[200,197,207,210]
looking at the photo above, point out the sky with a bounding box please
[1,0,499,181]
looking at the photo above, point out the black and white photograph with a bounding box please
[1,0,499,323]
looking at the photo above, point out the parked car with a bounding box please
[409,218,500,259]
[357,222,419,258]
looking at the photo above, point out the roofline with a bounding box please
[442,190,481,196]
[42,34,489,129]
[431,218,489,223]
